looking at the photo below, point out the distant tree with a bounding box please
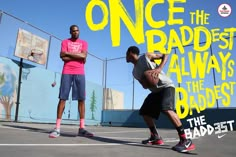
[0,96,14,120]
[90,90,97,120]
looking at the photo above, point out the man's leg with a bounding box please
[77,100,94,137]
[74,75,94,137]
[139,92,163,145]
[49,99,66,138]
[56,99,66,127]
[78,100,85,128]
[142,115,164,145]
[164,110,195,152]
[143,115,158,135]
[49,74,72,138]
[164,110,185,137]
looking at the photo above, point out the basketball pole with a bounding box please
[15,58,23,122]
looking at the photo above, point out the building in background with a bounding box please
[103,88,124,109]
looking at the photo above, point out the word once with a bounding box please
[85,0,186,48]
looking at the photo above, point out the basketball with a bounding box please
[143,69,159,87]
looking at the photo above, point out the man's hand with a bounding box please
[146,53,168,72]
[139,68,161,89]
[152,68,161,77]
[60,53,67,57]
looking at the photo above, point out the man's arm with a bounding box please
[60,50,87,61]
[146,52,168,73]
[138,79,149,89]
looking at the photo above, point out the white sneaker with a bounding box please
[49,128,60,138]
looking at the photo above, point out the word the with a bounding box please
[185,115,234,139]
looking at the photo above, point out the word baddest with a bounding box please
[185,115,234,139]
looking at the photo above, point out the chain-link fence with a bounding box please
[0,10,236,118]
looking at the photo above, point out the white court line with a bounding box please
[0,143,132,146]
[0,138,180,147]
[0,125,145,134]
[98,136,146,140]
[0,125,200,140]
[96,136,179,142]
[0,125,196,146]
[95,130,146,134]
[0,140,180,146]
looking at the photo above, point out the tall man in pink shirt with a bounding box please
[49,25,93,138]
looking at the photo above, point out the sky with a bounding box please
[1,0,236,109]
[1,0,235,59]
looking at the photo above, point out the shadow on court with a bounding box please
[1,121,235,157]
[1,123,198,156]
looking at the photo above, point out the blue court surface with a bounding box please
[0,121,235,157]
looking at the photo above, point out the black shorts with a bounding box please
[139,87,175,119]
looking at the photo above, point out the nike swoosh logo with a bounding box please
[185,141,191,148]
[218,134,226,139]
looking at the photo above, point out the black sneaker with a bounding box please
[172,139,195,152]
[142,134,164,145]
[78,128,94,137]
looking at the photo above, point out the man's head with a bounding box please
[70,25,79,39]
[126,46,140,64]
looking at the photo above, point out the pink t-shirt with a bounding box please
[61,38,88,74]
